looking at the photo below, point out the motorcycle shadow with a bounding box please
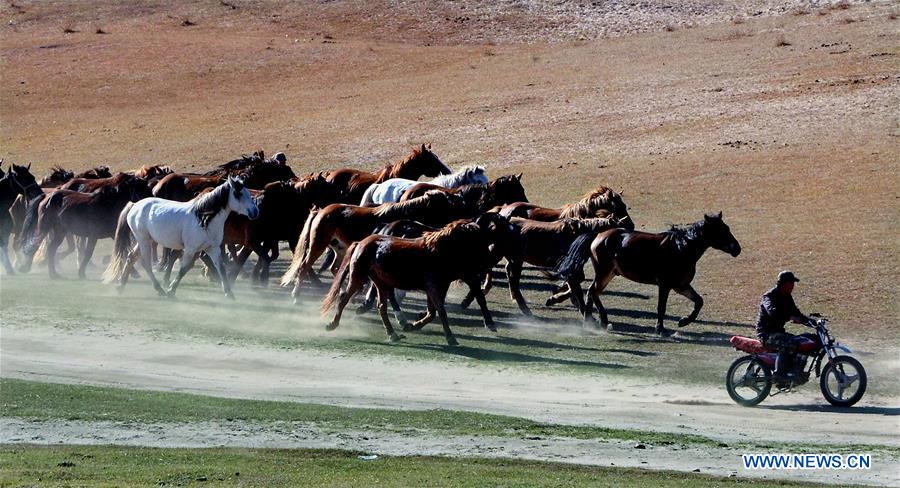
[760,404,900,416]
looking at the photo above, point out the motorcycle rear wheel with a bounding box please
[820,355,867,407]
[726,356,772,406]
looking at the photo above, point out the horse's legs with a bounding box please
[546,285,572,307]
[206,246,233,299]
[137,241,167,296]
[427,284,457,346]
[387,289,412,331]
[45,231,66,279]
[356,281,377,315]
[259,242,278,287]
[482,271,493,294]
[567,269,589,324]
[656,287,672,336]
[410,298,436,330]
[162,249,180,284]
[464,276,496,332]
[588,269,616,326]
[318,247,336,274]
[373,283,402,342]
[117,244,140,292]
[229,246,254,283]
[326,262,367,331]
[0,231,14,275]
[166,251,199,297]
[77,237,98,279]
[504,259,532,316]
[674,285,704,328]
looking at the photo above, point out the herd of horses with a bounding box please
[0,145,742,344]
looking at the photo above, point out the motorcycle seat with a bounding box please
[730,335,775,354]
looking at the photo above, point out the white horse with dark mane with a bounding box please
[103,177,258,298]
[359,165,488,206]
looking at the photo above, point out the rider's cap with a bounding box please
[777,270,800,284]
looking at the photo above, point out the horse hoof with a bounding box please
[401,322,414,332]
[459,299,472,309]
[677,318,690,328]
[225,293,235,301]
[605,323,614,332]
[355,305,371,315]
[657,327,673,338]
[389,333,403,343]
[446,338,459,347]
[485,324,497,333]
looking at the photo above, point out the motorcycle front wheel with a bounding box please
[726,356,772,406]
[820,355,867,407]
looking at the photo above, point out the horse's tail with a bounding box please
[359,184,378,207]
[102,201,135,284]
[321,241,359,314]
[16,194,44,258]
[281,208,318,286]
[552,232,595,280]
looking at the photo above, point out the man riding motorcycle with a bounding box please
[756,271,816,384]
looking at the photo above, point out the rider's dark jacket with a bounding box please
[755,287,803,340]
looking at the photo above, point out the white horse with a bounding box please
[359,164,487,206]
[103,177,258,298]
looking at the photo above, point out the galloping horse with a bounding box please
[131,164,175,187]
[18,177,152,279]
[500,186,632,223]
[104,177,258,298]
[0,164,43,274]
[460,216,626,318]
[553,212,741,336]
[74,166,113,179]
[322,213,519,345]
[59,172,149,193]
[325,144,451,204]
[280,190,466,302]
[152,151,293,201]
[359,165,487,206]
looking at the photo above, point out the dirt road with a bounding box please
[3,324,897,449]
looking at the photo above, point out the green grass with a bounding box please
[0,378,716,447]
[0,444,828,487]
[3,379,897,458]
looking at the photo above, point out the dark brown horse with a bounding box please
[500,186,632,224]
[19,178,152,278]
[152,151,294,202]
[131,164,175,187]
[321,213,518,345]
[553,212,741,336]
[225,173,339,285]
[0,164,43,274]
[59,172,150,193]
[325,144,451,204]
[460,216,626,319]
[399,174,528,211]
[74,166,113,179]
[281,190,467,302]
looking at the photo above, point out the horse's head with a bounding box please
[410,143,451,177]
[474,211,520,255]
[227,177,259,219]
[121,174,153,201]
[464,165,489,185]
[90,165,113,179]
[243,161,296,189]
[489,173,528,205]
[605,189,634,230]
[10,163,40,197]
[703,211,741,257]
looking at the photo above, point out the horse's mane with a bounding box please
[203,152,266,176]
[134,164,173,178]
[663,220,707,251]
[373,189,449,219]
[430,165,485,188]
[192,180,232,228]
[422,220,482,253]
[559,186,618,219]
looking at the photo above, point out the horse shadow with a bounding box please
[350,336,628,370]
[603,307,751,329]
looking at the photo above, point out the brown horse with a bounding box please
[500,186,632,224]
[59,172,150,193]
[280,190,467,302]
[19,177,153,279]
[460,216,626,318]
[131,164,175,187]
[325,144,451,204]
[0,164,43,274]
[321,213,519,345]
[553,212,741,336]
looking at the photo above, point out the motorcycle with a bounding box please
[725,316,867,407]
